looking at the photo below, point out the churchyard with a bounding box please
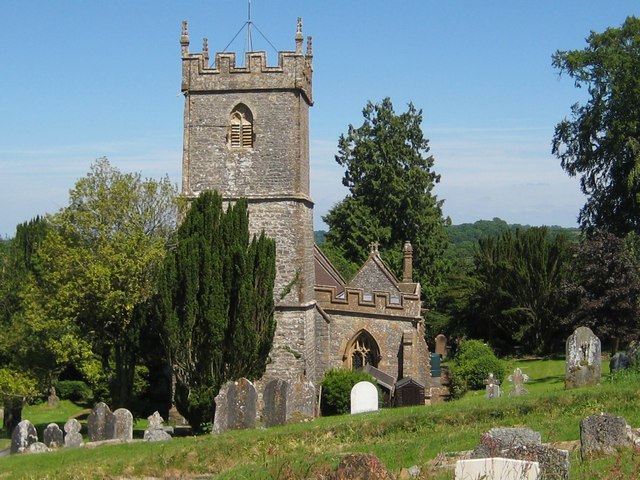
[2,356,640,478]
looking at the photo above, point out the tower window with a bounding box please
[228,104,254,149]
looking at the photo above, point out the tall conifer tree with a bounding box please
[156,191,275,432]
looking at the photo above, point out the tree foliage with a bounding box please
[23,158,178,407]
[156,191,276,432]
[467,227,573,355]
[564,230,640,350]
[322,98,449,302]
[553,16,640,235]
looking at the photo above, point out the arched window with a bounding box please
[346,330,380,370]
[228,104,254,149]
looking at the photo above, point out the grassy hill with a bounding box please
[2,359,640,478]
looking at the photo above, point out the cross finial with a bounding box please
[369,241,380,256]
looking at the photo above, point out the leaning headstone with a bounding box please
[87,402,114,442]
[471,428,569,480]
[212,377,257,434]
[64,418,83,448]
[287,375,316,422]
[484,373,501,399]
[47,386,60,408]
[580,413,630,460]
[435,334,448,358]
[10,419,38,454]
[263,379,288,428]
[43,423,64,448]
[350,381,378,414]
[565,326,601,389]
[455,457,540,480]
[109,408,133,441]
[144,411,172,442]
[508,367,529,397]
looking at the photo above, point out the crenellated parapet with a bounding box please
[315,285,422,322]
[180,18,313,105]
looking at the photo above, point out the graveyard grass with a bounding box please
[2,359,640,478]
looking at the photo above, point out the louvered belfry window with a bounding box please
[229,104,253,149]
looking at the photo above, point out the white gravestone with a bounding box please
[455,457,540,480]
[350,381,378,414]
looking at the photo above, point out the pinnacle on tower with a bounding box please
[296,17,303,54]
[181,20,190,55]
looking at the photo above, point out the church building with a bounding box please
[179,19,431,399]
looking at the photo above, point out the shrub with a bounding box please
[320,368,377,416]
[448,340,505,398]
[55,380,94,404]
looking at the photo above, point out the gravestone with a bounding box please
[263,379,288,428]
[609,352,630,372]
[43,423,64,448]
[64,418,83,448]
[332,453,393,480]
[26,442,49,453]
[580,413,630,460]
[484,373,501,399]
[455,457,540,480]
[47,386,60,408]
[144,411,172,442]
[350,381,378,414]
[10,419,38,454]
[109,408,133,441]
[87,402,115,442]
[471,428,569,480]
[212,377,257,434]
[508,367,529,397]
[435,334,448,358]
[565,326,601,389]
[286,375,316,422]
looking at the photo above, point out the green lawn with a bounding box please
[2,359,640,479]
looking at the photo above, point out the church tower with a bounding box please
[180,19,317,382]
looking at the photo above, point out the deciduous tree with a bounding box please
[553,16,640,235]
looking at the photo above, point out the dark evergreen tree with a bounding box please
[553,16,640,235]
[156,191,275,432]
[322,98,449,303]
[468,227,573,355]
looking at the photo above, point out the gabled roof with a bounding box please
[314,244,346,295]
[348,247,401,303]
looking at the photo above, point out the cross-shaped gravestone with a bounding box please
[508,367,529,397]
[484,373,501,399]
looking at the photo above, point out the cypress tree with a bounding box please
[156,191,276,432]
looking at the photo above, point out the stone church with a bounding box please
[179,19,431,398]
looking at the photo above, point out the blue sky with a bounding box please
[1,1,639,237]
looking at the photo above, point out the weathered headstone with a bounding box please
[64,418,83,448]
[609,352,630,372]
[484,373,501,399]
[286,375,316,422]
[435,334,448,358]
[471,428,569,480]
[580,413,630,460]
[263,379,288,428]
[212,377,257,434]
[10,419,38,454]
[26,442,50,454]
[87,402,114,442]
[43,423,64,448]
[565,326,601,389]
[350,381,378,414]
[109,408,133,441]
[508,367,529,397]
[47,386,60,408]
[455,457,540,480]
[144,411,172,442]
[332,453,393,480]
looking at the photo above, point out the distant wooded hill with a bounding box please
[315,217,580,270]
